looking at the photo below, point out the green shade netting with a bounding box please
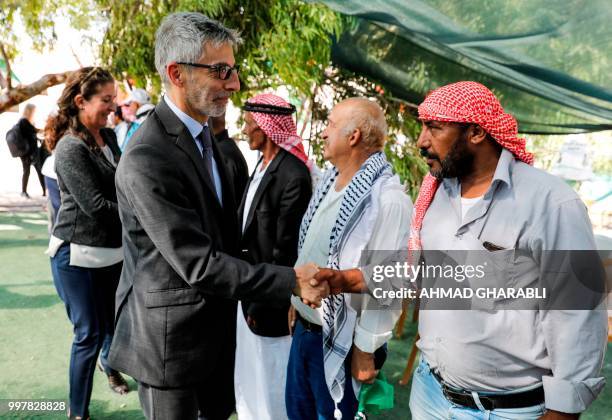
[317,0,612,134]
[0,58,21,84]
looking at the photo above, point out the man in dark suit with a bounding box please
[210,113,249,203]
[108,12,326,420]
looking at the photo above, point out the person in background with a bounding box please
[235,93,313,419]
[111,105,129,146]
[45,67,129,420]
[119,88,155,151]
[13,104,46,198]
[211,112,249,203]
[42,110,61,231]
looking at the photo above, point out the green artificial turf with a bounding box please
[0,212,609,419]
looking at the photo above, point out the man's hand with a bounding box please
[288,306,296,335]
[539,410,579,419]
[314,268,367,294]
[351,345,378,384]
[293,263,329,308]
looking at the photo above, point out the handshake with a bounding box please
[292,263,367,308]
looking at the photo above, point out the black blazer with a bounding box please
[239,149,312,337]
[53,129,121,247]
[214,129,249,203]
[108,99,296,388]
[17,118,38,156]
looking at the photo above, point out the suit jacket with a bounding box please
[17,118,38,156]
[108,99,295,388]
[239,149,312,337]
[214,129,249,203]
[53,128,121,247]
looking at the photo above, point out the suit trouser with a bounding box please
[137,344,235,420]
[50,243,122,418]
[20,153,45,194]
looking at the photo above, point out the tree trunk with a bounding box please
[0,71,74,113]
[0,43,12,90]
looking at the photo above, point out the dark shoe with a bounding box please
[67,408,90,419]
[97,361,129,395]
[20,191,30,199]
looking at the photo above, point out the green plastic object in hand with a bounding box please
[355,371,394,419]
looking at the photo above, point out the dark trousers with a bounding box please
[285,320,358,420]
[50,243,121,418]
[137,353,235,420]
[20,154,45,194]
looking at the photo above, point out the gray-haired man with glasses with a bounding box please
[109,12,327,420]
[176,61,240,80]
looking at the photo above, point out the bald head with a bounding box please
[337,97,387,152]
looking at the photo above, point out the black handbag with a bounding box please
[5,123,30,158]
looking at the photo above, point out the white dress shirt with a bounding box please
[242,159,271,233]
[163,95,223,203]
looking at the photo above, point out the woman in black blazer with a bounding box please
[45,67,128,420]
[235,94,313,419]
[14,103,46,197]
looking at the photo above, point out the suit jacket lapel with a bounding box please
[238,156,262,223]
[211,134,240,249]
[242,150,287,234]
[211,133,235,211]
[101,128,122,163]
[155,100,221,211]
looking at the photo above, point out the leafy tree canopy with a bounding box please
[0,0,98,111]
[97,0,428,197]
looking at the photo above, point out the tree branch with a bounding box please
[69,45,84,68]
[0,71,74,113]
[0,43,12,90]
[0,71,7,90]
[298,84,318,139]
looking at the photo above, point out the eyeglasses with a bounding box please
[176,62,240,80]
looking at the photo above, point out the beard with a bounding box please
[185,75,229,118]
[422,130,474,180]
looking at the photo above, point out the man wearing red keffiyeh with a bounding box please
[407,82,606,420]
[234,93,313,420]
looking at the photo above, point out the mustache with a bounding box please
[420,148,439,160]
[214,93,230,100]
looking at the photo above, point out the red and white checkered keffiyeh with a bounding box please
[408,81,534,251]
[247,93,311,168]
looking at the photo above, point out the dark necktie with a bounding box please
[197,125,214,181]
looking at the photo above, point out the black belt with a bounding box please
[297,313,322,332]
[431,370,544,410]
